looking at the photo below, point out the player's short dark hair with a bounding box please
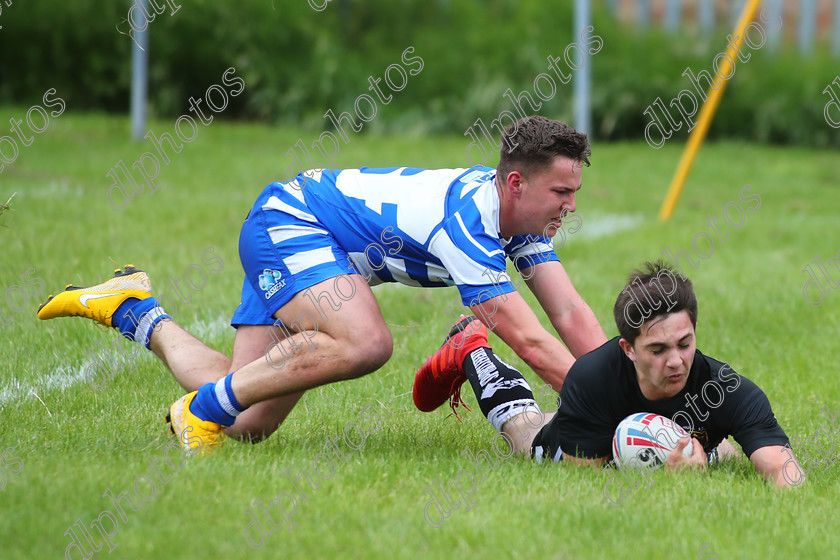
[497,116,591,183]
[613,261,698,345]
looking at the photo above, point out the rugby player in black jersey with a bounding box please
[413,261,802,487]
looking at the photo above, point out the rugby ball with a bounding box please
[612,413,693,469]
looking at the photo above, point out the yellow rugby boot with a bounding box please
[37,265,152,327]
[166,392,226,455]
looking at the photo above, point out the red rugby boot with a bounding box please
[413,315,489,419]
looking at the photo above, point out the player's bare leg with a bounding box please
[413,316,557,457]
[222,325,304,441]
[502,411,555,454]
[148,321,304,441]
[148,320,232,391]
[166,274,393,452]
[230,274,393,404]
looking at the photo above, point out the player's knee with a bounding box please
[366,326,394,368]
[346,327,393,377]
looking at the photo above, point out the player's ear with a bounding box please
[618,338,636,362]
[506,170,524,195]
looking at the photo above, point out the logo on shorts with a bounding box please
[258,269,286,299]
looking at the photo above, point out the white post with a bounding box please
[574,0,591,136]
[637,0,651,30]
[834,0,840,57]
[731,0,746,27]
[799,0,816,55]
[131,0,149,141]
[664,0,681,34]
[699,0,714,32]
[766,0,783,52]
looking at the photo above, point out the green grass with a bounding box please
[1,110,839,559]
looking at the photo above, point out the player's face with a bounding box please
[520,156,581,237]
[619,311,696,401]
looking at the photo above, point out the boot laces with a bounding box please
[447,376,471,422]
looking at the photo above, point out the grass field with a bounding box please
[1,110,839,560]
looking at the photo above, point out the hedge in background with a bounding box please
[0,0,836,146]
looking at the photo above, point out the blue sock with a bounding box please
[113,297,169,348]
[190,373,246,427]
[114,297,155,336]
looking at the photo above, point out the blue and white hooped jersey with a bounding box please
[276,166,559,305]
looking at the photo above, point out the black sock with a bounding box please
[462,347,537,429]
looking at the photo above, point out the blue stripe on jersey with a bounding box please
[291,167,559,305]
[505,234,559,271]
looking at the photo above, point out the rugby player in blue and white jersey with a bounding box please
[37,116,607,452]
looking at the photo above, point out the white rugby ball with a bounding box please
[612,413,693,468]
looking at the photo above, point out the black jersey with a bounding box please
[532,337,788,461]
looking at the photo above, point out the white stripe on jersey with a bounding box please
[268,224,329,244]
[263,195,317,223]
[424,261,450,284]
[284,183,307,204]
[428,227,489,286]
[381,258,423,286]
[332,167,450,242]
[347,252,384,286]
[511,238,554,257]
[473,182,508,250]
[283,246,335,275]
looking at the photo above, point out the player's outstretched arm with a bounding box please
[471,289,574,391]
[750,445,802,488]
[523,260,607,358]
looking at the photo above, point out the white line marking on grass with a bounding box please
[26,181,85,198]
[0,315,234,405]
[574,213,644,241]
[187,314,233,339]
[0,365,92,405]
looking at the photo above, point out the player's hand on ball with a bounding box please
[665,437,707,471]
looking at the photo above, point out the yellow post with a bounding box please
[658,0,763,221]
